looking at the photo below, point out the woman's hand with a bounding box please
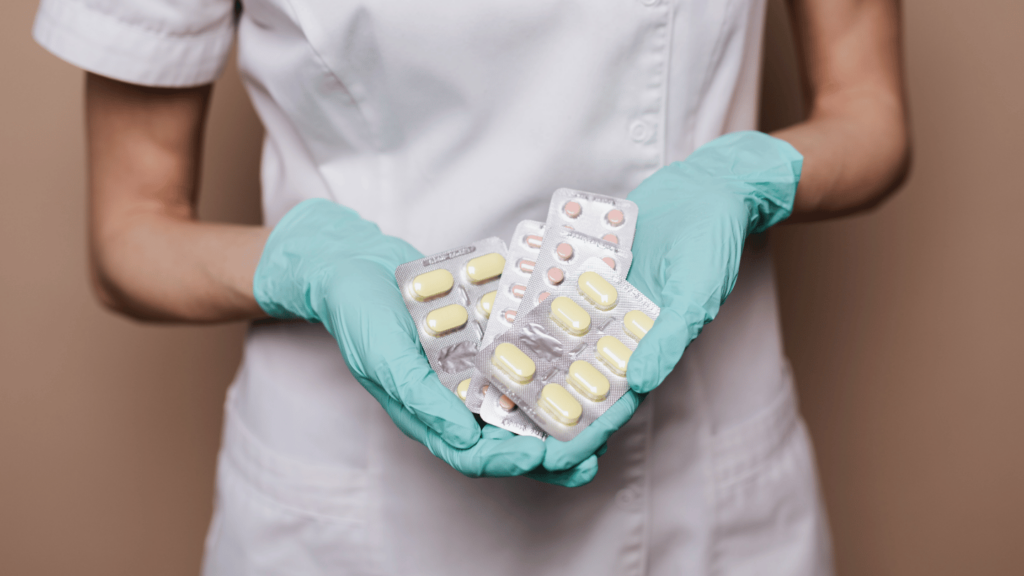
[254,199,546,477]
[543,131,801,471]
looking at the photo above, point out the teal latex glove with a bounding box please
[254,199,544,477]
[544,131,802,471]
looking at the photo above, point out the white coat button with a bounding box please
[616,486,641,507]
[629,121,651,143]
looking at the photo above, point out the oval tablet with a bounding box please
[601,257,616,270]
[556,242,574,261]
[596,335,632,376]
[465,252,506,284]
[477,291,496,318]
[425,304,468,336]
[411,269,454,301]
[519,259,535,273]
[550,296,591,336]
[578,271,618,311]
[502,309,516,323]
[456,379,471,401]
[564,201,582,219]
[492,343,536,383]
[511,284,526,299]
[539,384,582,426]
[568,360,610,402]
[537,291,550,302]
[624,310,654,341]
[602,233,619,244]
[547,267,565,285]
[606,209,625,227]
[525,235,543,249]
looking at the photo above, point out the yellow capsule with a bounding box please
[477,291,496,318]
[492,343,536,384]
[425,304,468,336]
[549,296,591,336]
[596,335,632,376]
[623,310,654,341]
[411,268,454,301]
[456,379,471,401]
[567,360,610,402]
[577,271,618,311]
[539,384,582,426]
[465,252,506,284]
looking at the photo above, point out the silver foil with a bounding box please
[395,237,507,396]
[474,258,660,441]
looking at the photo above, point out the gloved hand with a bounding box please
[254,199,544,477]
[544,131,802,471]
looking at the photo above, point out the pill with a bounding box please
[456,379,471,401]
[539,384,582,426]
[578,271,618,311]
[503,309,516,323]
[525,235,543,249]
[624,310,654,341]
[511,284,526,299]
[482,384,490,395]
[519,259,535,273]
[556,242,574,261]
[411,269,454,301]
[492,343,536,383]
[499,395,516,411]
[601,257,616,270]
[568,360,610,402]
[564,201,582,219]
[547,267,565,285]
[538,291,550,302]
[425,304,469,336]
[465,252,506,284]
[550,296,591,336]
[606,209,625,227]
[477,291,496,318]
[602,233,619,244]
[596,335,632,376]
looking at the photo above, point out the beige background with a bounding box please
[1,0,1022,573]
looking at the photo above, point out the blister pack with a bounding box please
[477,201,637,431]
[395,237,507,396]
[463,221,545,412]
[477,226,632,433]
[474,258,660,441]
[546,188,638,249]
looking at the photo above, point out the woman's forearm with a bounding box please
[773,0,911,222]
[86,73,269,323]
[91,214,269,322]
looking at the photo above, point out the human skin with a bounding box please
[85,0,910,322]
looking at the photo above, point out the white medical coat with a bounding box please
[35,0,834,573]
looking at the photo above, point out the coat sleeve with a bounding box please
[33,0,237,87]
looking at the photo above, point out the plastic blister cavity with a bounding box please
[395,237,507,395]
[474,258,659,441]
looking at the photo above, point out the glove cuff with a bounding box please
[688,131,803,234]
[253,198,376,320]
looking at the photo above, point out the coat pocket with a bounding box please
[705,367,834,576]
[202,401,386,576]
